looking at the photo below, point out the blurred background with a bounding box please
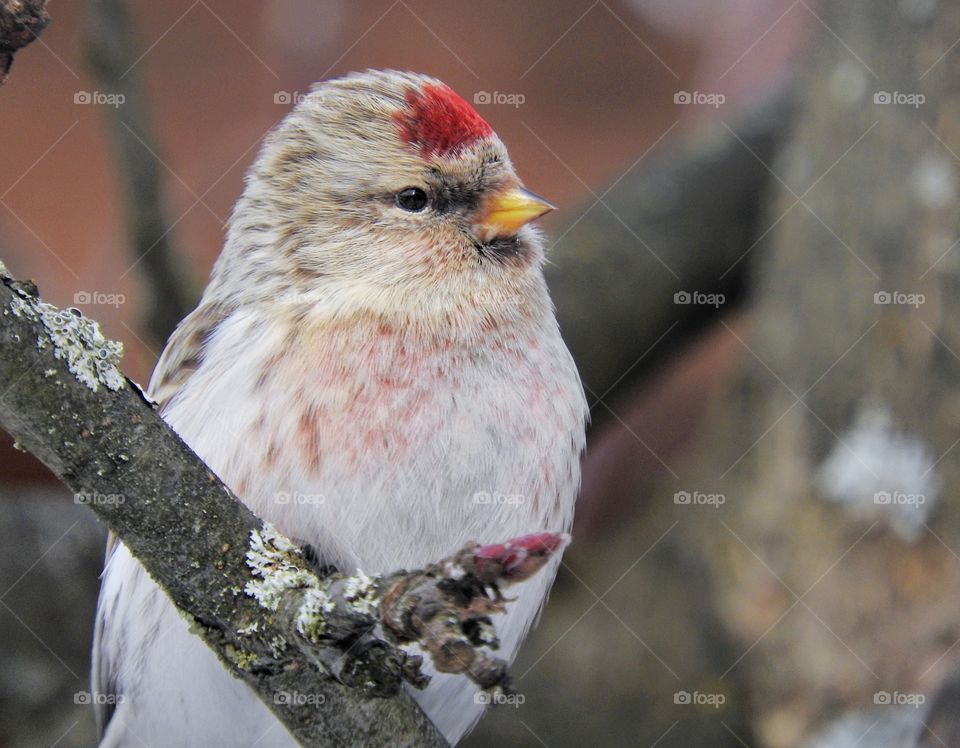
[2,0,959,745]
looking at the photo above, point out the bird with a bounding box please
[92,69,587,746]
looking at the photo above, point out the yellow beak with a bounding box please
[473,186,556,241]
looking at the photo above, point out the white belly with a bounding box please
[96,309,586,745]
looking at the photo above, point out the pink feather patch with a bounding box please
[394,82,494,158]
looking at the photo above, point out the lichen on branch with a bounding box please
[3,279,124,392]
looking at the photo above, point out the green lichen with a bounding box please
[296,587,336,642]
[7,293,124,392]
[224,643,261,671]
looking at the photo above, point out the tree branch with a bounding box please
[84,0,196,346]
[0,260,565,747]
[547,88,795,400]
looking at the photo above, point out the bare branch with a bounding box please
[84,0,196,346]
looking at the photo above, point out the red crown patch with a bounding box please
[394,82,494,158]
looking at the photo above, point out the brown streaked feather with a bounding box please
[148,302,228,409]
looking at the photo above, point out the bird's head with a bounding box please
[209,70,556,332]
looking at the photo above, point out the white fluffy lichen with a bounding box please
[442,560,467,581]
[296,587,336,643]
[245,523,375,643]
[343,570,379,616]
[473,619,498,647]
[245,523,315,611]
[5,293,124,392]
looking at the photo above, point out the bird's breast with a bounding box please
[162,310,586,573]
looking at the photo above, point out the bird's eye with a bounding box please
[396,187,429,212]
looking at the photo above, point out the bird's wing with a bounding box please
[92,301,226,738]
[146,301,228,408]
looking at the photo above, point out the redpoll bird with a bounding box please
[93,70,587,746]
